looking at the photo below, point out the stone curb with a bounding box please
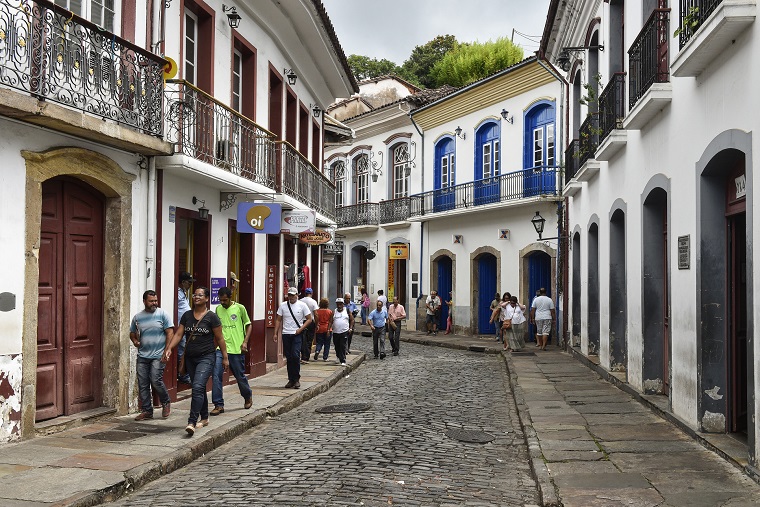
[500,351,561,507]
[64,354,367,507]
[566,346,760,486]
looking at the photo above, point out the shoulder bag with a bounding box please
[286,301,302,334]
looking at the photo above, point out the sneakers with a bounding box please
[314,353,319,361]
[244,397,253,409]
[162,403,171,418]
[134,412,153,421]
[284,381,294,388]
[340,361,347,366]
[292,381,301,389]
[185,424,195,436]
[195,419,208,428]
[393,351,399,356]
[210,406,225,416]
[380,353,386,359]
[323,357,328,362]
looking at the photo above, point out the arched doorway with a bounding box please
[476,253,497,334]
[609,207,627,372]
[572,232,582,346]
[350,244,368,296]
[587,221,600,355]
[527,251,552,342]
[36,177,104,421]
[436,256,453,330]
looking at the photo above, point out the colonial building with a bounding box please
[541,0,759,466]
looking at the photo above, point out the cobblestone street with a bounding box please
[110,336,539,506]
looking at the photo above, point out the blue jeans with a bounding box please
[282,333,302,383]
[177,335,191,382]
[360,306,368,325]
[314,332,330,359]
[184,353,214,425]
[136,357,170,414]
[212,351,252,407]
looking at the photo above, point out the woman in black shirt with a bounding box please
[163,286,229,436]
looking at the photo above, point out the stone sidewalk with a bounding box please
[0,351,365,506]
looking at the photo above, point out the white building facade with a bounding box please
[542,0,759,466]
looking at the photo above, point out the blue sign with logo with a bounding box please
[237,203,282,234]
[211,277,226,304]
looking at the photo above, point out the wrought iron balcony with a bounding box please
[165,80,277,187]
[565,140,580,183]
[629,8,670,108]
[0,0,165,136]
[409,167,558,218]
[578,115,598,168]
[336,202,379,228]
[679,0,723,48]
[598,73,626,143]
[379,197,411,224]
[277,141,335,220]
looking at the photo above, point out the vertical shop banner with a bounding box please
[387,261,395,301]
[211,277,226,304]
[266,265,277,328]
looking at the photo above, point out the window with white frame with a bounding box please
[482,143,491,178]
[476,121,500,180]
[354,154,369,204]
[547,124,555,167]
[392,144,410,198]
[533,127,544,169]
[494,140,500,175]
[232,49,242,112]
[54,0,116,32]
[441,153,455,187]
[184,11,198,85]
[333,160,346,207]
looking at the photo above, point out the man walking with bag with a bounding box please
[274,287,312,389]
[387,296,406,356]
[368,300,388,359]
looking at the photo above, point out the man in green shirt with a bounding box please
[210,286,253,415]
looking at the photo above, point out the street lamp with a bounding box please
[284,68,297,86]
[193,196,209,220]
[531,211,546,239]
[311,104,321,118]
[454,126,465,140]
[222,4,241,29]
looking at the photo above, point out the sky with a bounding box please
[320,0,552,65]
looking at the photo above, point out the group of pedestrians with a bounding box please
[489,288,556,352]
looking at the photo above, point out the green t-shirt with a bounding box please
[215,302,251,354]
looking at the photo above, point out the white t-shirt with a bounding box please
[531,295,555,320]
[332,308,350,333]
[301,296,319,313]
[377,295,388,307]
[508,304,527,325]
[425,295,441,315]
[277,300,310,334]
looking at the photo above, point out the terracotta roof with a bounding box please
[357,74,421,93]
[311,0,359,93]
[406,85,459,107]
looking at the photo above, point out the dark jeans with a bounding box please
[301,326,314,360]
[136,357,170,414]
[346,329,354,352]
[388,320,401,353]
[184,353,214,425]
[212,351,252,407]
[333,331,348,363]
[372,327,386,357]
[177,335,191,382]
[282,333,302,383]
[314,332,331,359]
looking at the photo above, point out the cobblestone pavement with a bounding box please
[110,336,540,506]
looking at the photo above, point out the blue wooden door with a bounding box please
[437,256,452,329]
[523,103,556,197]
[528,251,552,342]
[474,122,500,206]
[477,254,497,334]
[434,138,455,212]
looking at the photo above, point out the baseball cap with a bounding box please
[179,271,195,282]
[304,288,313,294]
[335,297,344,303]
[287,287,298,295]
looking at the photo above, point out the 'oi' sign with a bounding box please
[236,203,282,234]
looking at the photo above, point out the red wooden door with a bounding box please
[37,179,104,421]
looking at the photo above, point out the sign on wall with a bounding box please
[299,229,332,245]
[498,229,510,240]
[210,277,226,304]
[281,210,316,234]
[678,235,690,270]
[387,260,395,300]
[236,203,282,234]
[453,234,463,244]
[389,243,409,259]
[266,265,277,328]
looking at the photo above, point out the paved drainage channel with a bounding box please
[315,403,372,414]
[445,429,496,444]
[84,422,173,442]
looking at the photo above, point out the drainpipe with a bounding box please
[537,57,569,348]
[146,157,157,289]
[407,108,425,309]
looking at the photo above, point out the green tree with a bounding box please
[429,38,524,88]
[347,54,403,81]
[401,35,459,88]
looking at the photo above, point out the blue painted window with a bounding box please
[474,121,500,205]
[433,137,455,211]
[523,102,556,197]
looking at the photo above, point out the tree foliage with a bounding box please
[401,35,459,88]
[429,38,524,88]
[347,55,401,81]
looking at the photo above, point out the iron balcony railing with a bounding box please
[165,80,277,187]
[629,8,670,109]
[336,202,379,228]
[379,196,411,224]
[277,141,335,220]
[565,140,580,183]
[409,166,558,218]
[0,0,165,136]
[598,72,626,143]
[679,0,722,48]
[578,115,598,167]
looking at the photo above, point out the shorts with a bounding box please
[426,314,437,324]
[535,319,552,335]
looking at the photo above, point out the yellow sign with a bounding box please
[163,57,178,80]
[246,205,272,230]
[389,243,409,259]
[388,260,394,299]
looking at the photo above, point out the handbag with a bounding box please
[286,301,302,334]
[389,319,397,330]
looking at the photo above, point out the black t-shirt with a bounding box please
[180,310,221,358]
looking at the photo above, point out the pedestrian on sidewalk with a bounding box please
[343,292,358,354]
[368,300,388,359]
[489,293,501,341]
[163,286,229,436]
[444,291,454,334]
[274,287,312,389]
[377,289,387,308]
[313,298,333,361]
[332,298,354,366]
[387,296,406,355]
[360,288,370,325]
[425,290,441,335]
[210,287,253,417]
[300,288,319,363]
[504,296,527,352]
[530,288,555,350]
[176,271,194,384]
[490,292,512,344]
[130,290,173,421]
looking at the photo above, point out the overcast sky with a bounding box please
[321,0,551,64]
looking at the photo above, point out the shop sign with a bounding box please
[389,243,409,259]
[678,235,690,270]
[266,265,277,327]
[210,277,226,304]
[236,203,282,234]
[299,229,332,245]
[281,210,315,234]
[324,241,344,256]
[388,261,395,300]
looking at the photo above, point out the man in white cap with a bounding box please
[332,298,354,366]
[274,287,312,389]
